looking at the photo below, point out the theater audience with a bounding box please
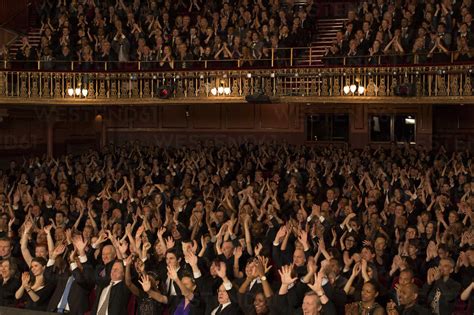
[9,0,317,70]
[0,141,472,315]
[327,0,474,65]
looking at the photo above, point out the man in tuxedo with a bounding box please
[195,261,242,315]
[94,244,117,286]
[158,249,188,297]
[47,235,94,314]
[91,260,130,315]
[325,189,339,213]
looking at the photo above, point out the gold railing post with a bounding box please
[309,48,312,66]
[271,48,274,67]
[105,62,108,71]
[138,61,141,71]
[290,48,294,66]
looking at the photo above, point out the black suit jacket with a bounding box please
[0,277,21,307]
[91,280,130,315]
[196,274,242,315]
[206,302,242,315]
[157,265,188,297]
[47,263,94,315]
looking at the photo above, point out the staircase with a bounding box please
[301,18,346,66]
[8,1,41,61]
[8,27,42,60]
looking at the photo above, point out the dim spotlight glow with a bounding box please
[67,88,74,96]
[75,88,81,96]
[343,86,350,94]
[358,86,365,94]
[211,87,217,96]
[82,89,88,97]
[224,87,231,95]
[218,86,224,94]
[350,84,357,93]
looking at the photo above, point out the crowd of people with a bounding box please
[4,0,316,70]
[0,141,472,315]
[323,0,474,66]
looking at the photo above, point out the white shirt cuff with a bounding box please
[47,259,55,267]
[319,216,325,223]
[70,262,78,271]
[79,255,87,263]
[193,271,202,279]
[223,281,232,291]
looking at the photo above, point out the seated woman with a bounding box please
[159,45,175,70]
[15,257,55,311]
[344,260,379,303]
[237,256,276,315]
[135,250,204,315]
[345,280,385,315]
[453,37,473,62]
[125,256,164,315]
[0,258,21,307]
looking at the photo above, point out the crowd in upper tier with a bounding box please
[2,0,316,70]
[323,0,474,65]
[0,141,473,315]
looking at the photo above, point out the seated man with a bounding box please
[387,283,431,315]
[420,258,461,315]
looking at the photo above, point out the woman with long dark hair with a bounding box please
[15,257,55,311]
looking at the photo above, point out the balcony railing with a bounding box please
[0,55,472,102]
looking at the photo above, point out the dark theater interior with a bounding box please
[0,0,473,314]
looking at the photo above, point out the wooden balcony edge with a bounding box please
[0,95,473,106]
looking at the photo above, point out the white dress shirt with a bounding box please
[97,280,122,315]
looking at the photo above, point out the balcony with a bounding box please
[0,49,473,105]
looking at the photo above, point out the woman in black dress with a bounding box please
[15,257,55,311]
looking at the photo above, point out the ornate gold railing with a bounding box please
[0,65,472,103]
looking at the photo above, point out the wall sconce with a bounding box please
[344,83,365,95]
[211,85,232,96]
[68,83,88,98]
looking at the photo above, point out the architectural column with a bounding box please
[46,121,54,158]
[101,117,107,149]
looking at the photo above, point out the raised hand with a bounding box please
[233,246,243,260]
[24,220,34,235]
[73,235,87,254]
[21,272,31,288]
[118,240,129,256]
[216,262,227,279]
[167,264,179,281]
[352,262,361,276]
[139,274,151,292]
[275,225,287,242]
[43,224,53,235]
[279,265,297,285]
[254,243,263,257]
[52,243,66,259]
[157,227,166,238]
[308,270,325,294]
[185,250,198,266]
[256,256,272,277]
